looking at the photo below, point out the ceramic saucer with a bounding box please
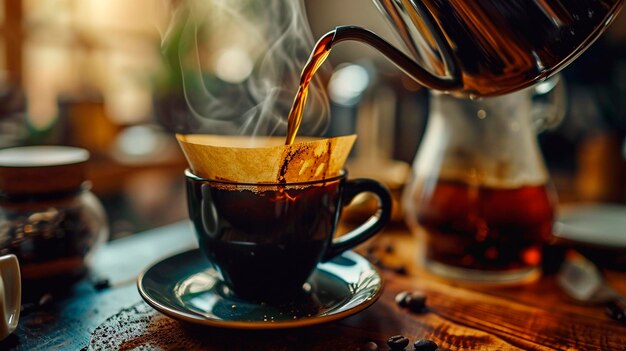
[137,249,382,329]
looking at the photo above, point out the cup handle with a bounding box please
[322,179,392,261]
[0,254,21,340]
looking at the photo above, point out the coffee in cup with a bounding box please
[185,169,391,301]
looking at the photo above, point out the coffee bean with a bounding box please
[387,335,409,350]
[606,299,626,324]
[395,291,410,307]
[395,291,427,313]
[405,293,427,313]
[413,339,438,351]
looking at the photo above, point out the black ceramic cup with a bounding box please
[185,169,392,301]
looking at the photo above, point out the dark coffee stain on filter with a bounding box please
[278,148,299,183]
[322,140,331,180]
[277,140,335,184]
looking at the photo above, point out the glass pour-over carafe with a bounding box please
[403,80,564,283]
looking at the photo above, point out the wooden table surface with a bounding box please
[2,221,625,350]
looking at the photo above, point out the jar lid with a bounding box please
[0,146,90,196]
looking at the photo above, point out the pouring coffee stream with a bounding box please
[285,0,624,145]
[285,26,458,145]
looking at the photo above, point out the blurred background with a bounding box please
[0,0,625,240]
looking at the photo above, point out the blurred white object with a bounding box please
[555,204,626,249]
[0,254,21,340]
[328,64,370,106]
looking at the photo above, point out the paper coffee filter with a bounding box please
[176,134,356,183]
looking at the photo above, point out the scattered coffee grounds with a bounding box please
[363,341,379,350]
[387,335,409,350]
[395,291,427,313]
[86,301,206,350]
[413,339,438,351]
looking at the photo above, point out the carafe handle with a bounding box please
[0,254,20,340]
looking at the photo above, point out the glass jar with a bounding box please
[404,83,562,284]
[0,146,108,281]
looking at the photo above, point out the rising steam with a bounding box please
[156,0,330,137]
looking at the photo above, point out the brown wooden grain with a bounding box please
[142,226,626,351]
[370,272,625,350]
[347,227,626,351]
[7,222,626,351]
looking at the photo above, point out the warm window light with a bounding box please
[106,85,152,125]
[26,90,58,131]
[328,64,370,106]
[213,47,253,84]
[115,125,158,157]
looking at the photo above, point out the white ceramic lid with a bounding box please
[0,146,90,196]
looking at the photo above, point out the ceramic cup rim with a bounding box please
[184,168,347,186]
